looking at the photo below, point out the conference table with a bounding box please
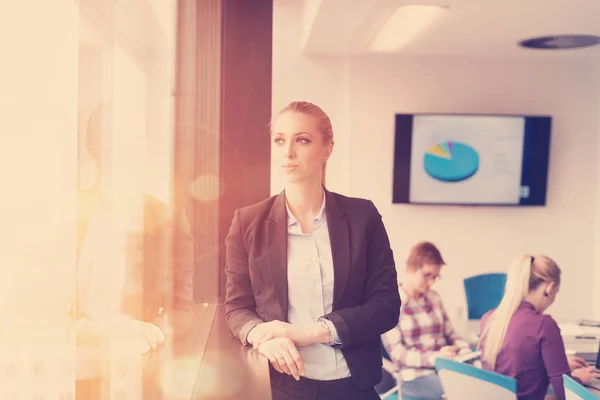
[75,304,272,399]
[560,322,600,397]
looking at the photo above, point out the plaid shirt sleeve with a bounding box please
[441,302,471,353]
[382,325,439,369]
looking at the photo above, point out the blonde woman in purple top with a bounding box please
[479,255,599,400]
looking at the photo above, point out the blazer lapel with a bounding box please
[325,189,350,310]
[266,191,289,321]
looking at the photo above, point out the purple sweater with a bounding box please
[480,302,581,400]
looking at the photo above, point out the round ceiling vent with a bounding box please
[519,34,600,50]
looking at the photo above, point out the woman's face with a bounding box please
[271,112,331,185]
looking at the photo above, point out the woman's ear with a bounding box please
[544,281,557,297]
[323,142,334,160]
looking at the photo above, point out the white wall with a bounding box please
[347,56,599,323]
[273,1,600,323]
[0,1,79,396]
[271,0,351,196]
[0,0,79,323]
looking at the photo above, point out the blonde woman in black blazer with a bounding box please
[225,101,401,400]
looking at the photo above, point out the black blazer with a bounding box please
[224,189,401,390]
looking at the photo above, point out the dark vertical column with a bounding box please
[174,0,222,304]
[218,0,273,301]
[174,0,272,304]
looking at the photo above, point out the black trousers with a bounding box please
[269,367,380,400]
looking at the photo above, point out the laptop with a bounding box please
[454,350,481,364]
[576,340,600,390]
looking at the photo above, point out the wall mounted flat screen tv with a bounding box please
[392,113,552,206]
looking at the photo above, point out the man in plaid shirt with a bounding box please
[382,242,471,400]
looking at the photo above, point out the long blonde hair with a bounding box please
[479,254,561,369]
[269,101,334,186]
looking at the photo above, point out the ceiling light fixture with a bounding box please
[369,4,448,53]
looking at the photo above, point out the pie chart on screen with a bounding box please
[423,141,479,182]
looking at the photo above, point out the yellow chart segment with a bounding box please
[427,144,450,158]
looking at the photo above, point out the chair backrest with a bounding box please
[464,273,507,320]
[435,358,517,400]
[563,374,599,400]
[379,340,401,399]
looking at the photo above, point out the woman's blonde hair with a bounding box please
[479,254,561,369]
[269,101,334,186]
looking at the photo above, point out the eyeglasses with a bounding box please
[419,269,441,282]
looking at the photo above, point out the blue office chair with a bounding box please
[435,357,517,400]
[563,374,599,400]
[463,273,507,320]
[378,343,399,399]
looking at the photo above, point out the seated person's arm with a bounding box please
[150,207,195,340]
[539,316,581,397]
[382,326,439,369]
[440,302,471,353]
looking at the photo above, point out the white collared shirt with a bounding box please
[285,192,350,380]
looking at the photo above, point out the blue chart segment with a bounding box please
[423,141,479,182]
